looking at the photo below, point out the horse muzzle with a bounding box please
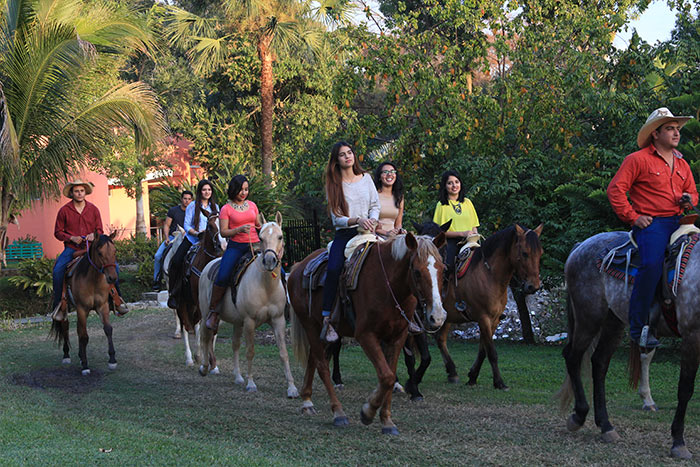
[426,304,447,330]
[262,249,280,271]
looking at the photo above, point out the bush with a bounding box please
[7,258,54,297]
[115,235,159,264]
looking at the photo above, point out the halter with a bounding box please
[84,236,116,276]
[376,240,437,334]
[254,222,283,277]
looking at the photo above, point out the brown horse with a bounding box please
[50,231,119,375]
[437,224,543,389]
[290,233,447,434]
[171,209,225,367]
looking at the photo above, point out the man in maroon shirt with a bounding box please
[52,180,128,317]
[607,108,696,348]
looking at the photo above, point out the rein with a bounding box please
[376,241,436,334]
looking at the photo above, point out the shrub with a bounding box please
[7,258,54,297]
[115,235,159,264]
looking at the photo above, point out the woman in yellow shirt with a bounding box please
[433,170,479,277]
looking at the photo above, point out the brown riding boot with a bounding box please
[205,284,227,333]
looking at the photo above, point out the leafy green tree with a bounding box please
[0,0,166,267]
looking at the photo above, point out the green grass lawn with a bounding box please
[0,308,697,465]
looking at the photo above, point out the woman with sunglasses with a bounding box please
[373,162,406,238]
[433,170,479,279]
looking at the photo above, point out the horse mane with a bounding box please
[390,234,441,262]
[75,234,113,277]
[471,224,541,266]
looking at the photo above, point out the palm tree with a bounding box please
[165,0,354,181]
[0,0,166,267]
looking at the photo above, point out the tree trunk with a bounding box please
[135,188,147,236]
[0,185,15,271]
[258,35,274,183]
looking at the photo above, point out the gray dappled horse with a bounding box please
[559,230,700,459]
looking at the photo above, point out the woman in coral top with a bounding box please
[205,175,262,332]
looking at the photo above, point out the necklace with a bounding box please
[449,201,462,215]
[230,200,249,212]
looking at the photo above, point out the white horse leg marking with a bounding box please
[108,362,117,370]
[272,315,299,398]
[62,358,71,365]
[232,324,244,384]
[184,328,194,366]
[639,349,658,411]
[173,311,181,339]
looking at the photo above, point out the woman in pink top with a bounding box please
[205,175,262,332]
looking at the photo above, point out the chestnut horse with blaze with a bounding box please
[290,233,447,434]
[50,231,120,375]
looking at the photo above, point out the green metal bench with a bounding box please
[5,241,43,261]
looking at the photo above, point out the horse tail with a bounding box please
[290,304,309,365]
[628,342,641,389]
[49,319,68,349]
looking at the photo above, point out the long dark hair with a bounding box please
[373,161,404,209]
[194,179,218,224]
[438,170,466,205]
[325,141,365,217]
[227,174,249,201]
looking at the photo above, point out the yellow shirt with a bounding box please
[433,199,479,232]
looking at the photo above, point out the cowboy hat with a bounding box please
[637,107,693,149]
[62,180,94,198]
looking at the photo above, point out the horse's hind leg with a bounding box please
[591,310,624,441]
[563,325,596,431]
[232,323,244,384]
[76,309,90,376]
[271,315,299,398]
[243,317,257,392]
[60,320,71,364]
[435,323,459,383]
[356,333,398,433]
[670,332,700,459]
[328,340,344,389]
[98,305,117,370]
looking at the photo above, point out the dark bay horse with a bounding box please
[289,233,447,434]
[437,224,543,389]
[558,230,700,459]
[169,210,225,367]
[50,231,119,375]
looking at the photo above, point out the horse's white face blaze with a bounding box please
[426,255,446,328]
[259,222,284,271]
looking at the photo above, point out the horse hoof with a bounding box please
[495,384,509,391]
[566,414,583,432]
[333,416,349,427]
[301,406,318,416]
[448,376,460,384]
[210,366,220,375]
[287,387,299,399]
[393,382,405,393]
[108,363,117,370]
[381,426,400,435]
[246,384,257,393]
[334,383,344,391]
[600,429,620,443]
[410,395,424,402]
[172,333,182,339]
[61,358,71,365]
[671,445,692,459]
[642,404,657,412]
[198,365,208,377]
[186,360,194,367]
[360,405,373,426]
[81,369,91,376]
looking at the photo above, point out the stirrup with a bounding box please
[321,316,338,343]
[51,303,66,321]
[205,310,220,333]
[407,320,421,334]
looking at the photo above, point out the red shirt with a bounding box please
[54,201,104,249]
[220,202,260,244]
[607,144,698,225]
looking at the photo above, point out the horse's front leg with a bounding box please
[76,308,90,376]
[470,315,508,389]
[378,334,404,435]
[638,348,658,411]
[181,306,194,366]
[303,325,347,426]
[403,336,421,401]
[329,340,344,389]
[412,333,432,400]
[356,333,398,433]
[173,310,182,339]
[670,331,700,460]
[591,310,624,442]
[435,323,459,383]
[243,317,257,392]
[271,315,299,398]
[60,320,71,364]
[98,304,117,370]
[231,322,244,384]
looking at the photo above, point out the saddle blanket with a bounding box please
[302,241,374,292]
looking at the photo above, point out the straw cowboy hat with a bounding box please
[62,180,94,198]
[637,107,693,149]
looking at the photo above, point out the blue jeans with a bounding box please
[215,241,251,286]
[53,246,122,308]
[322,228,357,316]
[629,216,680,339]
[153,235,174,282]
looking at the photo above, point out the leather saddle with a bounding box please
[205,251,259,307]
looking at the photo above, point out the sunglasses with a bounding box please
[381,169,397,175]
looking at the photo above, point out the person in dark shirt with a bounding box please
[152,190,193,290]
[52,180,128,318]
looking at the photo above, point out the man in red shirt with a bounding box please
[52,180,128,317]
[607,107,696,348]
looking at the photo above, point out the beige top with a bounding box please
[378,192,400,232]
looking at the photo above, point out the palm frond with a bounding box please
[186,35,231,76]
[164,6,218,50]
[0,82,20,165]
[33,0,82,28]
[310,0,356,27]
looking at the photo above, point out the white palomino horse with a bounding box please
[198,212,299,398]
[163,225,186,339]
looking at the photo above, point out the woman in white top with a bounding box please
[321,141,380,342]
[373,161,405,238]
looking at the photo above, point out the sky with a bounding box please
[613,1,679,49]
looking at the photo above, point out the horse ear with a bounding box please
[514,224,525,236]
[533,223,543,236]
[406,232,418,250]
[275,211,283,225]
[260,212,267,225]
[433,232,446,249]
[202,208,211,218]
[109,230,117,240]
[440,220,452,232]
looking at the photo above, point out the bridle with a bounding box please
[84,236,116,276]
